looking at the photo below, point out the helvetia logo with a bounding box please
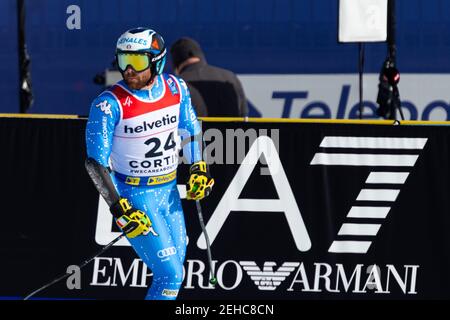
[123,114,177,134]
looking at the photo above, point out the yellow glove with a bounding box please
[186,161,214,200]
[110,198,158,238]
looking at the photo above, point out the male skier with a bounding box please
[85,27,214,300]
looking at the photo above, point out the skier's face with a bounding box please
[122,66,152,90]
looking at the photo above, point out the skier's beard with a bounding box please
[123,68,152,90]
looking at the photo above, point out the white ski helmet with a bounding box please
[116,27,167,76]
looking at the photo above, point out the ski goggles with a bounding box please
[117,53,150,72]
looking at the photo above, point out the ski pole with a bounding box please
[195,199,217,285]
[24,233,125,300]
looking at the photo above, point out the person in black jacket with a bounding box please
[170,37,248,118]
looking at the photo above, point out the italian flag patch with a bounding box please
[116,217,128,228]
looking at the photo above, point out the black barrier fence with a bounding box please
[1,117,450,300]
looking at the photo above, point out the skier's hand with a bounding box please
[186,161,214,200]
[110,198,158,238]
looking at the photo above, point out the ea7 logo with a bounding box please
[310,136,428,254]
[95,135,427,256]
[240,261,300,290]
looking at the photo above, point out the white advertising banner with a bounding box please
[238,74,450,121]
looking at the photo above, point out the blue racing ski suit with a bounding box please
[86,74,201,300]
